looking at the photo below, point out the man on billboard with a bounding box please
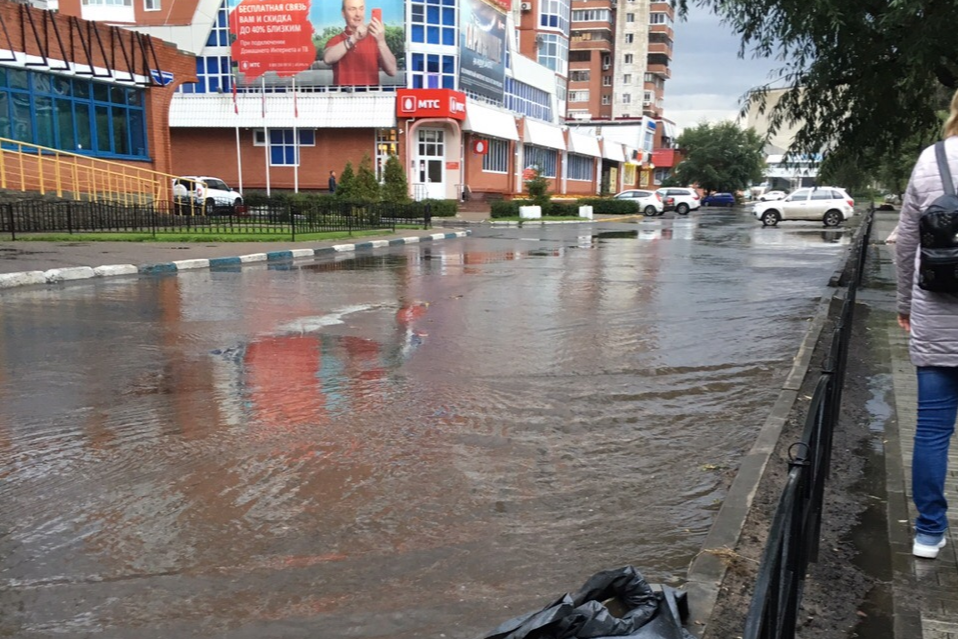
[322,0,397,86]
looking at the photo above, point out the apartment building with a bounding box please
[566,0,671,121]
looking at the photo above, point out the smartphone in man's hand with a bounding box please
[372,8,382,22]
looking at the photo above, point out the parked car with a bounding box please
[656,187,701,215]
[613,189,664,216]
[753,187,855,227]
[758,190,787,202]
[701,192,736,207]
[173,176,243,215]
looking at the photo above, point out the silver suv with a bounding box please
[656,187,701,215]
[173,176,243,215]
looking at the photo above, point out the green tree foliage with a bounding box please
[352,154,381,201]
[335,162,356,200]
[523,166,551,207]
[672,122,765,193]
[382,155,410,203]
[675,0,957,160]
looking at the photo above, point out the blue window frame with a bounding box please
[410,0,456,45]
[523,144,557,178]
[411,53,456,89]
[567,154,593,181]
[0,66,148,159]
[504,77,552,121]
[179,56,232,94]
[206,1,231,47]
[254,128,315,166]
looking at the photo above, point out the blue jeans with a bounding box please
[913,366,958,537]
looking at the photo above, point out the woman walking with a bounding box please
[895,91,958,559]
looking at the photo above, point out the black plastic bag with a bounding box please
[481,566,694,639]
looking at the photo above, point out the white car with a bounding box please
[614,189,664,216]
[173,176,243,215]
[753,187,855,227]
[758,190,787,201]
[656,187,701,215]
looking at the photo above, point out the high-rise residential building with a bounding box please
[566,0,672,122]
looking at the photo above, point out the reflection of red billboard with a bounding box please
[230,0,316,80]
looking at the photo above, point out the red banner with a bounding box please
[396,89,467,121]
[230,0,316,80]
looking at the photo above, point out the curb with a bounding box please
[0,231,470,290]
[684,292,836,636]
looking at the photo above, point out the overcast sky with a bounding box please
[664,6,782,133]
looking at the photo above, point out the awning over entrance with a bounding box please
[601,140,625,162]
[523,120,566,151]
[463,101,519,141]
[567,131,601,157]
[170,93,396,128]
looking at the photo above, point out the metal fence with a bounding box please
[1,199,434,240]
[742,211,874,639]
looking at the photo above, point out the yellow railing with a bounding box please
[0,138,182,206]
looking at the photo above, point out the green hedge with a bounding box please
[492,198,641,218]
[576,198,639,215]
[421,199,458,217]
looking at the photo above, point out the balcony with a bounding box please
[647,63,670,79]
[649,23,674,39]
[647,42,672,57]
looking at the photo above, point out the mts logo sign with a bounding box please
[396,89,467,121]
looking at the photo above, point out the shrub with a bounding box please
[336,162,356,200]
[382,155,410,203]
[576,197,639,215]
[545,201,580,217]
[523,166,551,208]
[353,154,381,202]
[421,199,458,217]
[491,200,526,218]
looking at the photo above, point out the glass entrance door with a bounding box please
[415,129,445,200]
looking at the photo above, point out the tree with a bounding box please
[353,154,381,201]
[523,166,551,208]
[335,162,356,200]
[382,155,410,203]
[676,0,957,160]
[672,122,765,193]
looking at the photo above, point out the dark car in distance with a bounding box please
[702,192,736,207]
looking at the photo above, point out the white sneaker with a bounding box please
[913,537,946,559]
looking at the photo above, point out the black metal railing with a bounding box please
[0,199,434,240]
[743,210,874,639]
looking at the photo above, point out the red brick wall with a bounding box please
[0,2,195,179]
[463,133,514,196]
[171,128,384,191]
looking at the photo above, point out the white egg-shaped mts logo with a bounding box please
[402,96,415,112]
[476,141,486,152]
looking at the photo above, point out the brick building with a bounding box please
[49,0,675,199]
[0,0,194,182]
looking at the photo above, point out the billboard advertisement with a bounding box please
[459,0,506,102]
[231,0,407,88]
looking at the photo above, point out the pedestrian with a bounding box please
[329,170,337,193]
[894,90,958,560]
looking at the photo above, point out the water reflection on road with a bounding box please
[0,212,853,638]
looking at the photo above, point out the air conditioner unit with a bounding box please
[520,2,532,11]
[602,64,610,70]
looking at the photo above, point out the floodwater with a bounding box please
[0,211,853,638]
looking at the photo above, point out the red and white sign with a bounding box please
[230,0,315,81]
[472,139,488,155]
[396,89,467,121]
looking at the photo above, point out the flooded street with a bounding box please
[0,211,854,638]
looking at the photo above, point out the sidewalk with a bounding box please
[867,210,958,639]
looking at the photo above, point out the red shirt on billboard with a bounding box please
[321,0,398,86]
[325,30,382,86]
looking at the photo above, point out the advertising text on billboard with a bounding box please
[459,0,506,103]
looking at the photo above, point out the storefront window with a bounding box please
[0,69,148,158]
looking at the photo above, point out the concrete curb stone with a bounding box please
[0,231,470,291]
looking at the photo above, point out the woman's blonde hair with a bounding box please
[944,90,958,138]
